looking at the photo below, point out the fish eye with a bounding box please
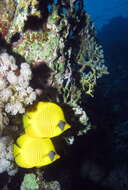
[58,120,66,131]
[48,151,56,161]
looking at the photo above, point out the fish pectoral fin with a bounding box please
[58,120,66,131]
[48,151,56,161]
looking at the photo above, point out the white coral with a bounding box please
[0,53,18,75]
[0,78,7,90]
[24,91,36,105]
[0,136,18,176]
[7,71,18,84]
[0,52,37,115]
[5,101,25,115]
[73,105,88,124]
[0,88,13,102]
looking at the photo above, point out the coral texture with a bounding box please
[0,0,108,189]
[0,52,36,137]
[0,52,36,115]
[0,136,18,176]
[1,0,108,134]
[20,173,39,190]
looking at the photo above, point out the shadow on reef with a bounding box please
[70,16,128,190]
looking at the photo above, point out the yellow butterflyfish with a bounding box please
[23,102,71,138]
[13,134,60,168]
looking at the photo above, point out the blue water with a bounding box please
[85,0,128,30]
[77,1,128,190]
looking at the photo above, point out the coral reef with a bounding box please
[0,103,9,136]
[0,52,36,115]
[20,173,39,190]
[20,173,61,190]
[0,136,18,176]
[0,0,108,131]
[0,52,36,137]
[0,0,16,38]
[0,0,108,189]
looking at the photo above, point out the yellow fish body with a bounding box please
[13,134,60,168]
[23,102,71,138]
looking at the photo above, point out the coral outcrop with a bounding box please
[0,0,108,131]
[0,0,108,189]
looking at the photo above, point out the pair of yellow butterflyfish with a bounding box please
[13,102,71,168]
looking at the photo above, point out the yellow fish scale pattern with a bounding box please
[23,102,71,138]
[13,102,71,168]
[13,134,60,168]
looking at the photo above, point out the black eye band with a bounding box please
[58,120,66,131]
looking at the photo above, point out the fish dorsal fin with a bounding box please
[48,151,56,161]
[58,120,66,131]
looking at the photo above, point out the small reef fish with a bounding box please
[23,101,71,138]
[13,134,60,168]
